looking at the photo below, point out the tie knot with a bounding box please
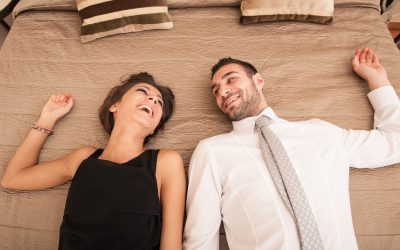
[255,116,271,130]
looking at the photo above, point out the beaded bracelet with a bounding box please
[31,123,54,135]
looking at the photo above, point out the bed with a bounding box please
[0,0,399,249]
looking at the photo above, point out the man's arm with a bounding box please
[342,86,400,167]
[342,48,400,167]
[183,141,222,250]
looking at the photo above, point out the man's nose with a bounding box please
[219,87,231,97]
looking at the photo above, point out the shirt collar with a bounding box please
[232,107,280,133]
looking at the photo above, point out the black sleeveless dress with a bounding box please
[58,149,161,250]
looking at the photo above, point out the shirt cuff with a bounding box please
[367,86,399,111]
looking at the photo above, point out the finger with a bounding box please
[62,93,70,103]
[352,48,360,67]
[366,48,372,63]
[354,48,360,56]
[57,93,66,103]
[360,48,367,63]
[65,93,73,104]
[56,95,62,103]
[67,96,74,108]
[50,95,56,102]
[372,53,379,64]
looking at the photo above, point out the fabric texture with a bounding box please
[184,87,400,250]
[76,0,173,43]
[255,116,324,250]
[240,0,334,24]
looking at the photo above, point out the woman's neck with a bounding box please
[100,125,147,163]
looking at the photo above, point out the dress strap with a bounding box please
[147,149,160,176]
[88,148,103,159]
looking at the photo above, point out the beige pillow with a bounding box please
[77,0,173,43]
[240,0,333,25]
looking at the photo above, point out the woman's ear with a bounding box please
[109,103,118,113]
[252,73,265,90]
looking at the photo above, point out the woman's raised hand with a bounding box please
[38,93,74,127]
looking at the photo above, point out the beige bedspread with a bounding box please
[11,0,382,14]
[1,0,400,249]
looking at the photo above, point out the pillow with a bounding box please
[240,0,333,25]
[77,0,173,43]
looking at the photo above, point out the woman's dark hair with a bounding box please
[99,72,175,144]
[211,57,258,79]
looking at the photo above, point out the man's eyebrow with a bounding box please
[211,71,238,91]
[221,71,238,80]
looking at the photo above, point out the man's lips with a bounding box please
[223,94,240,109]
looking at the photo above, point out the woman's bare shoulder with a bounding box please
[157,149,185,176]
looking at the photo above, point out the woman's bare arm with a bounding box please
[1,93,95,190]
[158,149,186,250]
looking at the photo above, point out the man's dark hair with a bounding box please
[99,72,175,144]
[211,57,258,79]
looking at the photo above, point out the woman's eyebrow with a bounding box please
[137,85,163,99]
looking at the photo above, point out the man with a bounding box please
[183,48,400,250]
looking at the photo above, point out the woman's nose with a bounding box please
[147,96,157,104]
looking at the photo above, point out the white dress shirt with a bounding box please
[183,86,400,250]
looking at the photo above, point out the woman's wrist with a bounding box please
[31,123,54,135]
[36,117,57,130]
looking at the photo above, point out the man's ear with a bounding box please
[252,73,265,90]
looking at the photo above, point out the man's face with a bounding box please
[211,64,264,121]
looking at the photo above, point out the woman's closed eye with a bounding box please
[136,88,164,107]
[136,88,148,95]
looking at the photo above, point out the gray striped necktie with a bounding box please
[255,116,324,250]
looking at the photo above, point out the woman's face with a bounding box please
[111,83,164,132]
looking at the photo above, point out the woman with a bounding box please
[0,72,186,250]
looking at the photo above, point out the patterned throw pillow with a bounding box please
[240,0,333,25]
[77,0,173,43]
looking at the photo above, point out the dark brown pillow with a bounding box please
[77,0,173,43]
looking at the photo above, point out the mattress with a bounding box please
[0,0,399,249]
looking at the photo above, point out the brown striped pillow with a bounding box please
[77,0,173,43]
[240,0,334,25]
